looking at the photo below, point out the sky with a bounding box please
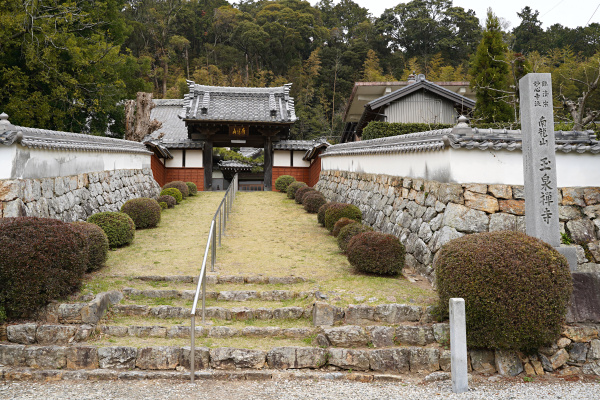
[308,0,600,29]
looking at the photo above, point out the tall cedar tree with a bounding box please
[469,10,513,123]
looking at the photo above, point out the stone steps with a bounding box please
[5,322,450,348]
[0,343,449,375]
[121,288,314,302]
[114,275,308,285]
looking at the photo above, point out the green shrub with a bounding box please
[71,221,109,272]
[157,195,176,208]
[186,182,198,196]
[295,186,316,204]
[275,175,295,192]
[87,212,136,248]
[160,188,183,204]
[324,203,362,232]
[347,231,405,275]
[121,197,162,229]
[337,222,373,253]
[163,181,189,198]
[0,217,87,320]
[303,192,327,214]
[332,217,355,237]
[362,121,453,140]
[159,201,168,210]
[286,181,307,199]
[434,231,573,350]
[318,202,337,226]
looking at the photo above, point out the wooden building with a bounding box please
[147,82,327,190]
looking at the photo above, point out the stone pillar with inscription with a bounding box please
[520,73,560,247]
[519,73,577,269]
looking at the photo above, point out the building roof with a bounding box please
[273,138,331,160]
[181,81,297,124]
[147,99,203,149]
[0,113,152,155]
[322,117,600,157]
[218,160,255,172]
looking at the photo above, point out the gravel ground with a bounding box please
[1,379,600,400]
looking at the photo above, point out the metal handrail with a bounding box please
[190,174,238,383]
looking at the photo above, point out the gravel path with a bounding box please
[1,379,599,400]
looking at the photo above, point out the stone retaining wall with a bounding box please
[315,170,600,280]
[0,168,161,221]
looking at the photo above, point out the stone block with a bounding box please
[313,302,335,326]
[368,349,409,373]
[97,346,137,369]
[36,325,77,345]
[272,307,304,320]
[328,349,370,371]
[433,323,450,344]
[589,339,600,360]
[0,180,23,202]
[439,350,451,372]
[569,342,590,363]
[562,187,586,207]
[324,326,369,347]
[100,325,128,337]
[242,327,282,337]
[74,324,94,342]
[128,326,167,338]
[209,348,266,370]
[470,350,496,374]
[409,348,439,373]
[438,183,464,204]
[373,304,422,323]
[218,291,258,301]
[395,326,434,346]
[260,290,294,301]
[442,203,489,233]
[464,183,487,194]
[25,346,67,369]
[66,346,99,369]
[430,226,464,253]
[584,188,600,205]
[559,206,583,221]
[7,324,37,344]
[208,326,239,338]
[498,199,525,215]
[111,304,149,316]
[567,219,596,244]
[180,346,210,370]
[253,308,273,320]
[267,347,296,369]
[464,191,499,213]
[583,361,600,375]
[488,184,512,199]
[205,307,231,320]
[344,305,374,325]
[550,348,569,369]
[136,346,181,370]
[583,205,600,219]
[0,344,27,367]
[566,273,600,323]
[366,326,395,348]
[494,350,523,376]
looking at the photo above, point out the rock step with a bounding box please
[0,343,450,375]
[6,323,450,348]
[112,304,312,320]
[122,288,313,302]
[0,367,410,382]
[113,275,308,285]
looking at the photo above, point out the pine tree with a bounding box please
[469,9,513,122]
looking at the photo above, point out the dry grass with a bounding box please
[102,314,312,329]
[215,192,436,305]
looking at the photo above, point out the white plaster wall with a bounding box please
[165,150,183,168]
[4,145,151,180]
[274,150,291,167]
[321,148,600,187]
[293,152,310,167]
[186,150,203,167]
[0,146,16,180]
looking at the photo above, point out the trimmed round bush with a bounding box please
[0,217,87,320]
[163,181,189,198]
[71,221,109,272]
[434,231,573,350]
[332,217,355,237]
[347,231,405,276]
[286,181,307,199]
[160,188,182,204]
[159,201,168,209]
[157,194,176,208]
[318,202,337,226]
[337,222,373,253]
[121,197,162,229]
[186,182,198,196]
[275,175,295,192]
[87,212,136,248]
[324,203,362,232]
[303,192,327,214]
[295,186,316,204]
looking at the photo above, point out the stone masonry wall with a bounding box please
[316,170,600,281]
[0,168,161,222]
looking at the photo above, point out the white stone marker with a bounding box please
[450,298,468,394]
[519,73,560,247]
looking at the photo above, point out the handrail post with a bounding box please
[191,314,195,382]
[211,222,216,272]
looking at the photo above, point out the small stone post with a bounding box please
[450,298,468,394]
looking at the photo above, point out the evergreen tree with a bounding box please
[469,9,513,123]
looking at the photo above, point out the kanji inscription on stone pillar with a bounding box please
[519,73,560,247]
